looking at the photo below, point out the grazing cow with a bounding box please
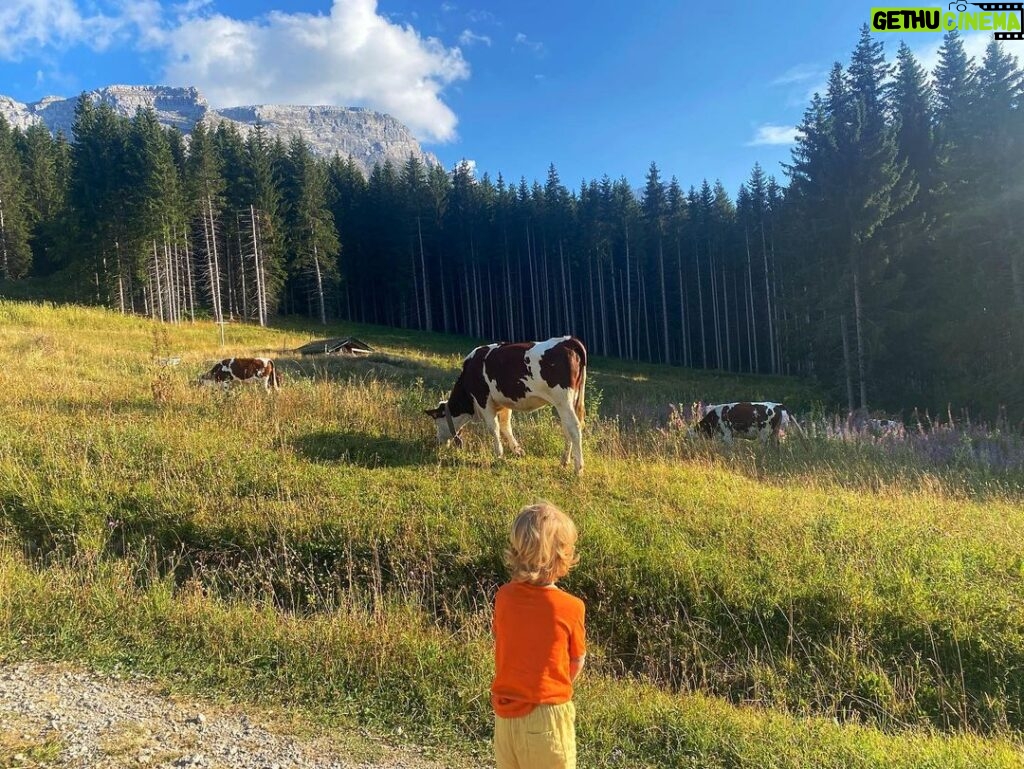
[198,357,280,391]
[424,337,587,472]
[691,401,802,444]
[865,417,906,439]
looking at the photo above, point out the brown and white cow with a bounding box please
[690,401,803,444]
[424,337,587,472]
[198,357,280,391]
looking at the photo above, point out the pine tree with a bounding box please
[0,117,33,280]
[283,136,340,324]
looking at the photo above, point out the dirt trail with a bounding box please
[0,662,450,769]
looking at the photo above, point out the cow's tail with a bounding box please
[572,338,587,426]
[270,362,281,391]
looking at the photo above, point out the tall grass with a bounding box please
[2,300,1024,766]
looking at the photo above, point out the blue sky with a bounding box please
[0,0,998,194]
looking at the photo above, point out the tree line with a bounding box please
[0,28,1020,418]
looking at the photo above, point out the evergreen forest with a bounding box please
[1,28,1021,418]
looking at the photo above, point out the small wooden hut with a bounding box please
[294,336,374,356]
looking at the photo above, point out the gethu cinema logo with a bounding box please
[871,2,1023,39]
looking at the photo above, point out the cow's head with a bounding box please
[424,400,469,448]
[688,409,720,439]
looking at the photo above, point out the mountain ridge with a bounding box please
[0,85,438,177]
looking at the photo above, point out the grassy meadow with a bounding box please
[1,299,1024,767]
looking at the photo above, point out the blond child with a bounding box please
[491,502,586,769]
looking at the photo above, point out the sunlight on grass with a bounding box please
[1,300,1024,767]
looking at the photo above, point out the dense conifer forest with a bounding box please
[0,28,1021,417]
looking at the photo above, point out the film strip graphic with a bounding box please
[970,1,1024,38]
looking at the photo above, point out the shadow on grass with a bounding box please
[292,430,431,468]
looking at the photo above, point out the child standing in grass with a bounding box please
[491,502,586,769]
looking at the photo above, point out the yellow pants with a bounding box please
[494,701,577,769]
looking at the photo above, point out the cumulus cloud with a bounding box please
[747,124,801,146]
[1,0,470,144]
[458,28,491,46]
[162,0,469,142]
[0,0,140,59]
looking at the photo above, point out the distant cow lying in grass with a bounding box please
[424,336,587,472]
[690,401,802,444]
[198,357,280,391]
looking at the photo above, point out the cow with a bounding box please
[690,401,803,444]
[198,357,280,391]
[864,417,906,439]
[424,337,587,472]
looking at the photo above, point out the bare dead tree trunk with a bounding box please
[182,234,195,323]
[732,271,742,372]
[525,225,538,338]
[171,225,183,323]
[853,268,868,410]
[709,249,722,369]
[0,198,8,280]
[115,241,125,314]
[760,221,776,374]
[745,227,758,372]
[201,198,220,324]
[209,196,224,326]
[311,222,327,326]
[624,222,633,359]
[249,207,264,326]
[487,267,495,339]
[417,217,432,331]
[676,239,689,367]
[640,259,651,361]
[744,278,753,372]
[611,267,623,357]
[152,241,165,322]
[504,234,514,339]
[598,255,608,356]
[841,313,855,414]
[411,244,422,330]
[559,240,570,333]
[659,239,669,364]
[588,255,597,353]
[722,260,731,371]
[694,237,707,368]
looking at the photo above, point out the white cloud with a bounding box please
[458,28,490,46]
[0,0,134,59]
[909,31,996,77]
[1,0,469,144]
[161,0,468,142]
[771,64,822,87]
[747,124,801,146]
[513,32,544,55]
[455,157,476,177]
[467,9,499,25]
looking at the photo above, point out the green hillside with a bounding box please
[1,300,1023,767]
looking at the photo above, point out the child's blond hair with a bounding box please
[505,502,579,585]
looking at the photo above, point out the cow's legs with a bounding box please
[481,408,503,458]
[554,404,584,473]
[497,409,524,456]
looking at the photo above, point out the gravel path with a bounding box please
[0,662,451,769]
